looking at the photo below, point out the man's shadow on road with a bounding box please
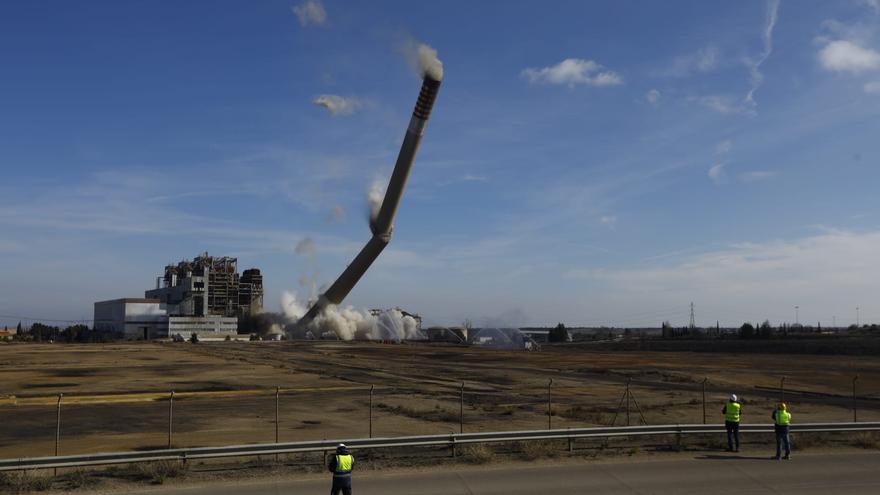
[695,454,776,461]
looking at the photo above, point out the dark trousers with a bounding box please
[725,421,740,450]
[331,477,352,495]
[775,427,791,458]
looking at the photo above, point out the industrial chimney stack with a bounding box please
[295,74,442,331]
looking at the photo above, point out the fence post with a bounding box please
[625,379,631,427]
[168,390,175,449]
[568,428,573,453]
[701,378,707,424]
[275,386,280,443]
[55,393,63,457]
[459,382,464,434]
[54,393,62,476]
[369,385,374,438]
[852,375,859,422]
[547,378,553,430]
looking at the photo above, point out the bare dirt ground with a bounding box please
[1,341,878,459]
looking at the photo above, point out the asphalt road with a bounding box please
[117,452,880,495]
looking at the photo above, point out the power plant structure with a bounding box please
[95,253,263,340]
[146,253,263,318]
[293,70,443,334]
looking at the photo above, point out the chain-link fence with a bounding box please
[1,374,876,459]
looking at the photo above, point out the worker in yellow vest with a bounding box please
[771,403,792,460]
[328,443,355,495]
[721,394,742,452]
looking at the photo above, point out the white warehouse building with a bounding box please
[93,298,237,340]
[93,298,168,340]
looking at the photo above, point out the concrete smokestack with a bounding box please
[295,75,442,331]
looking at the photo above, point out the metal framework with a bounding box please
[153,253,263,317]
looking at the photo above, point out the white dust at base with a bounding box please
[281,290,424,342]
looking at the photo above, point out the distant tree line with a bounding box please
[655,319,878,340]
[10,322,116,343]
[548,323,570,343]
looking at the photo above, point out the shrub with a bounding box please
[66,469,97,489]
[791,432,833,450]
[461,444,494,464]
[560,406,611,425]
[0,471,53,493]
[131,460,188,484]
[376,402,459,423]
[520,440,560,460]
[853,432,880,450]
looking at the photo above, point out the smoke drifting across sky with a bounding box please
[312,94,362,115]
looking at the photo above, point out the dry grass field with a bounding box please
[1,341,878,459]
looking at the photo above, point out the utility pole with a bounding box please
[369,385,374,438]
[856,306,860,327]
[547,379,553,430]
[794,306,799,325]
[275,387,280,444]
[833,315,836,329]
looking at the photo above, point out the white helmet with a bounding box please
[730,394,738,402]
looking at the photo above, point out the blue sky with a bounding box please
[2,0,879,328]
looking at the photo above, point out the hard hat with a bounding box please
[336,443,347,451]
[730,394,737,402]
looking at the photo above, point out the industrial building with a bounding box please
[145,253,263,319]
[93,298,168,339]
[94,253,262,340]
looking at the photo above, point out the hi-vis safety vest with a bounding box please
[334,454,353,476]
[775,410,791,426]
[725,402,741,423]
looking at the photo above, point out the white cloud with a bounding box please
[461,174,488,182]
[659,46,719,77]
[521,58,623,87]
[865,81,880,93]
[665,2,778,113]
[708,163,726,184]
[689,95,749,115]
[645,89,661,105]
[564,229,880,325]
[600,215,617,227]
[818,40,880,73]
[744,0,780,108]
[312,95,363,116]
[709,139,732,184]
[859,0,880,14]
[291,0,327,27]
[739,170,777,182]
[715,139,733,155]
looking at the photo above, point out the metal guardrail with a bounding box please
[1,422,878,471]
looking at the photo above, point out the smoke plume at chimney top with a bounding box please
[402,39,444,81]
[417,43,444,81]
